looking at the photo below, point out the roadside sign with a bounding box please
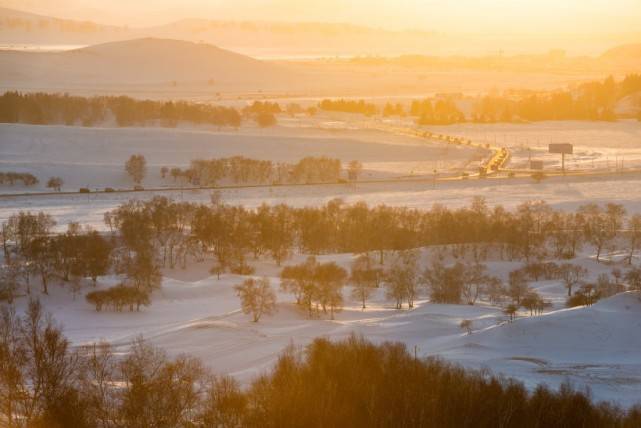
[549,143,573,154]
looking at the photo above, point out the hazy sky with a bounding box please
[4,0,641,35]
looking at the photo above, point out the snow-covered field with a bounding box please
[3,120,641,407]
[11,248,641,407]
[0,123,479,193]
[427,120,641,171]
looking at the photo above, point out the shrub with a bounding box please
[86,284,151,312]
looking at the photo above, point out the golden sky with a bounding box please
[4,0,641,35]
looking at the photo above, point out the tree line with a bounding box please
[163,155,344,186]
[319,74,641,123]
[3,197,641,312]
[318,99,378,116]
[0,172,39,187]
[470,74,641,123]
[0,92,242,128]
[411,98,466,125]
[0,306,639,428]
[0,210,159,310]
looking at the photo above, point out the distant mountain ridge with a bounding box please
[2,6,641,59]
[0,37,293,92]
[601,43,641,60]
[0,6,438,56]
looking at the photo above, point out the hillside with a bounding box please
[0,7,441,57]
[0,6,131,44]
[430,292,641,406]
[602,43,641,61]
[0,37,294,93]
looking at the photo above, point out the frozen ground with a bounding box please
[0,122,479,193]
[8,248,641,407]
[3,119,641,407]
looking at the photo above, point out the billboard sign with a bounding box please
[549,143,573,154]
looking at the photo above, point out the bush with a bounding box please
[0,171,39,186]
[255,111,277,128]
[566,284,600,308]
[230,264,255,275]
[86,284,151,312]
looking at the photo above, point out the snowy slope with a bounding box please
[427,292,641,406]
[9,246,641,407]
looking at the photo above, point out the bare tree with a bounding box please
[314,262,348,319]
[579,204,613,263]
[559,264,588,297]
[507,270,529,305]
[350,254,377,309]
[209,260,225,280]
[627,214,641,264]
[25,236,56,294]
[386,249,420,309]
[235,277,277,322]
[462,263,490,305]
[521,290,544,316]
[504,304,518,322]
[119,338,205,427]
[624,267,641,293]
[0,261,21,303]
[125,154,147,185]
[459,319,473,335]
[347,160,363,181]
[46,176,64,192]
[0,300,83,426]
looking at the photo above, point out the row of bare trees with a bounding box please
[0,210,160,309]
[3,197,641,311]
[0,172,38,187]
[0,91,242,128]
[163,155,346,187]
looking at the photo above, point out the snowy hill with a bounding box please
[0,37,294,91]
[601,44,641,62]
[429,292,641,406]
